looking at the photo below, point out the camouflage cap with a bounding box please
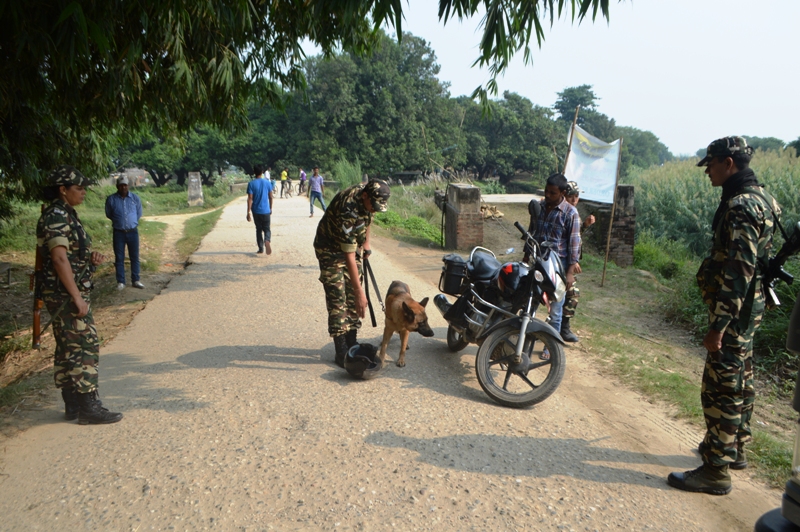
[565,181,583,196]
[697,136,754,167]
[47,165,92,187]
[363,179,391,213]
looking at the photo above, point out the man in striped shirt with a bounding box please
[525,173,581,345]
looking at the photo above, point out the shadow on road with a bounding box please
[365,430,693,489]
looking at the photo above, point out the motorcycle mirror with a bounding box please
[528,199,541,235]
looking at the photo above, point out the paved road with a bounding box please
[0,195,780,530]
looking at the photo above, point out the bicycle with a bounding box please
[282,179,293,198]
[296,181,307,195]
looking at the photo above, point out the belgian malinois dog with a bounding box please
[379,281,434,367]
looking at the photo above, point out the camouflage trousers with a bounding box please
[700,324,757,466]
[44,295,99,394]
[316,249,363,337]
[563,282,580,319]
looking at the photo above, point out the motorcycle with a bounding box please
[433,220,568,408]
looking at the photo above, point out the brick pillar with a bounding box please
[444,184,483,250]
[606,185,635,267]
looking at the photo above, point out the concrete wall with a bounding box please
[444,184,483,250]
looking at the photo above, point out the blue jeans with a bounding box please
[548,257,569,334]
[310,191,326,214]
[252,213,271,251]
[113,229,140,284]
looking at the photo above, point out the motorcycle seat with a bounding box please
[468,253,502,281]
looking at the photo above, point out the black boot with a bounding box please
[667,463,731,495]
[334,334,349,368]
[77,391,123,425]
[560,317,579,343]
[61,388,80,421]
[345,329,358,349]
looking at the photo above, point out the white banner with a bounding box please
[563,124,621,204]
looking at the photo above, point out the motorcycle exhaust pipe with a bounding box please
[433,294,452,317]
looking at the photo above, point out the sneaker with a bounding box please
[309,213,314,217]
[256,249,264,254]
[265,241,272,255]
[667,464,731,495]
[132,281,145,289]
[117,283,125,291]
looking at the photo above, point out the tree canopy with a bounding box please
[0,0,616,217]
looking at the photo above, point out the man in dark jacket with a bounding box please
[668,136,781,495]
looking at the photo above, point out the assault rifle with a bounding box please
[30,205,45,348]
[763,221,800,309]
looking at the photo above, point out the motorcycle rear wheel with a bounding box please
[446,324,470,352]
[475,324,565,408]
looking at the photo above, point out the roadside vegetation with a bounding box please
[0,182,242,383]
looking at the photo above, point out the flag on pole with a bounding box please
[564,124,621,204]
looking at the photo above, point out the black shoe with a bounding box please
[667,464,731,495]
[77,391,123,425]
[333,334,348,368]
[560,318,579,343]
[61,388,80,421]
[697,441,747,470]
[345,329,358,349]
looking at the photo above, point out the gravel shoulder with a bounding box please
[0,195,782,531]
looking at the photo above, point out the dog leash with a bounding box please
[362,256,384,327]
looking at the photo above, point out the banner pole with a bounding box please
[601,137,624,287]
[562,105,580,173]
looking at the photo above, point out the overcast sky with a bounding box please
[392,0,800,156]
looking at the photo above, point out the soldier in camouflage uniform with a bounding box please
[37,166,123,425]
[668,137,780,495]
[561,181,596,342]
[314,179,391,367]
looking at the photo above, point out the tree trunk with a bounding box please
[175,169,188,187]
[148,168,171,187]
[200,170,215,186]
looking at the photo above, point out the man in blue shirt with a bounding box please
[105,175,144,290]
[246,165,274,255]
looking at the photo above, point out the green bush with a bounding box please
[474,180,507,195]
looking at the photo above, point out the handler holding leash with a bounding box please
[313,179,391,367]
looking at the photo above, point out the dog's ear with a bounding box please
[419,297,429,308]
[402,302,415,323]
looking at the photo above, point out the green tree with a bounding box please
[789,137,800,157]
[745,136,785,152]
[554,84,599,124]
[0,0,615,218]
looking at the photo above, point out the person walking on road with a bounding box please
[280,167,289,198]
[560,180,595,342]
[37,166,124,425]
[668,137,781,495]
[313,179,391,367]
[105,175,144,290]
[246,165,274,255]
[308,167,326,217]
[299,168,307,194]
[523,173,581,356]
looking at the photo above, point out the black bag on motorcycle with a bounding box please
[440,254,467,296]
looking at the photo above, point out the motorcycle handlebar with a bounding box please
[514,221,527,236]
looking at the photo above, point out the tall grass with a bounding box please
[373,183,443,245]
[628,149,800,383]
[331,157,364,189]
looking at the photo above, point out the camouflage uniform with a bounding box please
[37,198,99,393]
[314,184,374,337]
[695,154,780,467]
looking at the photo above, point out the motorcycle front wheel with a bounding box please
[446,324,470,352]
[475,324,565,408]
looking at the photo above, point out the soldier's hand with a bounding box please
[703,329,724,353]
[355,289,368,319]
[90,252,106,266]
[72,296,89,318]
